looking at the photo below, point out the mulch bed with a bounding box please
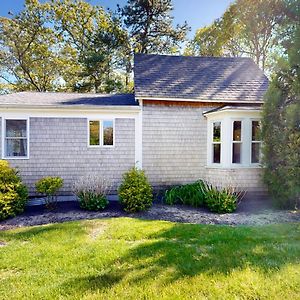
[0,200,299,231]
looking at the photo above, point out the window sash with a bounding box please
[251,120,261,164]
[212,122,221,164]
[88,119,114,147]
[3,119,29,158]
[232,121,242,164]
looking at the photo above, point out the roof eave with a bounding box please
[135,96,264,104]
[0,104,140,111]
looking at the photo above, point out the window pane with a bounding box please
[213,144,221,163]
[103,120,113,146]
[6,120,27,137]
[213,122,221,142]
[233,121,241,141]
[5,139,27,157]
[251,142,261,163]
[232,143,241,163]
[252,121,261,141]
[89,121,100,146]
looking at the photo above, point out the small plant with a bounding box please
[0,160,28,220]
[35,177,63,209]
[165,180,206,207]
[118,167,153,213]
[201,181,246,213]
[73,175,111,211]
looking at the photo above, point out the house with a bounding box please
[0,54,269,195]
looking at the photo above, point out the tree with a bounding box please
[187,0,285,72]
[50,0,131,93]
[120,0,190,54]
[0,0,74,92]
[185,5,241,57]
[261,1,300,209]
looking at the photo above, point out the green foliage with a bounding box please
[0,0,77,92]
[187,0,286,72]
[35,176,63,209]
[0,160,28,220]
[165,180,206,207]
[164,180,242,213]
[262,24,300,209]
[118,167,153,213]
[78,193,108,211]
[73,175,110,211]
[201,182,238,213]
[120,0,189,54]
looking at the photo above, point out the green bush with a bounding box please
[35,177,63,209]
[201,182,239,213]
[0,160,28,220]
[118,167,153,213]
[73,175,110,211]
[165,180,206,207]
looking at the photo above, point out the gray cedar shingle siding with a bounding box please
[142,104,266,192]
[142,104,212,186]
[0,117,135,194]
[134,54,269,102]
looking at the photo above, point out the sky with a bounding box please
[0,0,233,38]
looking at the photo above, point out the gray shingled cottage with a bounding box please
[0,54,269,195]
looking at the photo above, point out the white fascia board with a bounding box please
[136,96,263,104]
[0,106,141,119]
[204,109,262,119]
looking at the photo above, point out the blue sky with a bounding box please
[0,0,233,37]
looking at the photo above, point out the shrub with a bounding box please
[0,160,28,220]
[73,175,111,211]
[118,167,153,213]
[201,182,245,213]
[35,177,63,209]
[165,180,206,207]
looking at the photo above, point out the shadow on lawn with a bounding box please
[61,221,299,295]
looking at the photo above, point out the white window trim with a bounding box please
[231,119,244,165]
[250,118,262,166]
[206,112,262,169]
[87,118,115,148]
[1,117,30,160]
[211,120,222,165]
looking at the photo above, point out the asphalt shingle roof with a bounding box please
[134,54,269,103]
[0,92,137,107]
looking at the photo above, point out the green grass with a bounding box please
[0,218,299,299]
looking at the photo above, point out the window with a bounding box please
[212,122,221,163]
[103,120,113,146]
[232,121,242,163]
[251,120,261,163]
[88,119,114,147]
[4,119,28,158]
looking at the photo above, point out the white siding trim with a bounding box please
[135,99,143,168]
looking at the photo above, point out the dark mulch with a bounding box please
[0,199,299,231]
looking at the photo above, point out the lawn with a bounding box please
[0,218,299,300]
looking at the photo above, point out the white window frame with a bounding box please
[231,119,243,164]
[211,120,222,165]
[87,118,115,148]
[2,117,30,160]
[250,118,262,165]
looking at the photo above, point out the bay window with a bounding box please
[207,113,262,167]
